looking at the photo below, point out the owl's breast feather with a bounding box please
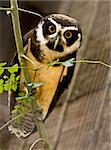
[19,46,66,119]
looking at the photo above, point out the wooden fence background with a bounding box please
[0,0,110,150]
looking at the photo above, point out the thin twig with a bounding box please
[3,66,35,71]
[21,54,37,69]
[29,138,49,150]
[2,59,111,72]
[0,7,13,11]
[72,60,111,69]
[18,8,43,19]
[54,59,111,69]
[0,7,43,19]
[2,64,45,72]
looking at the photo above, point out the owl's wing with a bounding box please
[8,47,36,139]
[46,52,76,119]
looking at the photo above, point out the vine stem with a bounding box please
[18,8,43,19]
[29,138,49,150]
[72,60,111,69]
[0,7,13,11]
[0,7,43,19]
[2,59,111,72]
[9,0,50,149]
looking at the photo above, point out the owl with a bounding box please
[8,14,82,138]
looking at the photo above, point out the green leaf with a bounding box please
[8,64,18,73]
[3,75,9,79]
[10,74,15,81]
[32,82,43,88]
[11,108,18,114]
[4,83,10,91]
[27,82,33,87]
[60,58,75,67]
[16,98,30,106]
[47,58,75,68]
[16,75,20,81]
[16,91,28,100]
[16,99,23,103]
[21,106,28,112]
[0,62,6,75]
[14,105,21,109]
[18,92,26,97]
[27,96,33,103]
[11,105,21,114]
[61,61,73,67]
[0,79,4,93]
[0,62,7,67]
[0,86,3,94]
[0,67,4,75]
[28,82,43,88]
[11,82,18,91]
[0,79,4,85]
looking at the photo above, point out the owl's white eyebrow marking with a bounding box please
[48,18,61,31]
[64,26,78,31]
[48,18,58,26]
[61,26,78,37]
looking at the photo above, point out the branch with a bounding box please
[73,60,111,69]
[0,7,13,11]
[9,0,50,149]
[18,8,43,19]
[0,7,43,19]
[48,58,111,69]
[29,138,49,150]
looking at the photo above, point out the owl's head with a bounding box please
[24,14,82,63]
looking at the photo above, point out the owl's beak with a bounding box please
[54,36,60,50]
[53,36,64,52]
[46,35,64,52]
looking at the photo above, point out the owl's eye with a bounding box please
[64,31,73,39]
[48,25,56,34]
[64,30,79,46]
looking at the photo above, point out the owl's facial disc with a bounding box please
[35,14,82,62]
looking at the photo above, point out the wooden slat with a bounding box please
[0,1,110,150]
